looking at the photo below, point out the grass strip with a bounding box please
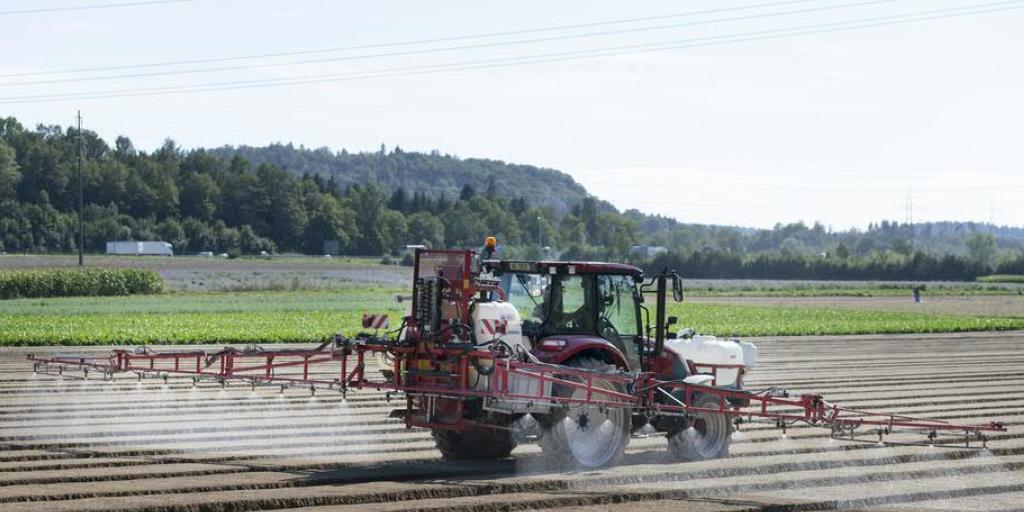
[977,274,1024,284]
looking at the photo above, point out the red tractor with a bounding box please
[456,256,741,467]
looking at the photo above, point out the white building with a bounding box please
[630,245,668,259]
[105,241,173,256]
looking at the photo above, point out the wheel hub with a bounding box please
[694,417,708,436]
[577,412,590,429]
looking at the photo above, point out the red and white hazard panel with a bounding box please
[362,314,390,329]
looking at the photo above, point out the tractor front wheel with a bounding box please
[432,428,516,461]
[537,357,630,468]
[667,393,732,461]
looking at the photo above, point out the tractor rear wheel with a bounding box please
[537,357,630,468]
[432,428,516,461]
[667,393,732,461]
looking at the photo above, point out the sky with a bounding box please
[1,0,1022,230]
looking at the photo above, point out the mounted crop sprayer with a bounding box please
[27,241,1006,468]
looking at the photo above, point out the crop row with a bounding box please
[0,268,163,299]
[977,274,1024,284]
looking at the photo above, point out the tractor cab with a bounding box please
[483,260,670,372]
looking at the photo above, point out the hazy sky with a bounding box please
[2,0,1022,229]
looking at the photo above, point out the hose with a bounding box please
[470,356,496,376]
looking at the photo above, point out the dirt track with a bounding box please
[2,332,1022,511]
[689,295,1024,318]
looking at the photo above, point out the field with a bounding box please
[3,291,1024,345]
[682,278,1024,297]
[0,255,410,292]
[0,290,404,345]
[2,332,1022,511]
[2,256,1023,510]
[3,255,1024,345]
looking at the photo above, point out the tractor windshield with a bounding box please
[505,273,548,325]
[541,274,597,334]
[504,273,597,336]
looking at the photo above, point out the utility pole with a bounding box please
[537,216,543,248]
[77,111,84,267]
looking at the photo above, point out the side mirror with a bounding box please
[672,274,684,302]
[664,316,678,340]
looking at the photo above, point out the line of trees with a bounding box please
[2,116,1023,282]
[648,247,1024,282]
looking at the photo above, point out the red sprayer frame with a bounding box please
[27,337,1006,449]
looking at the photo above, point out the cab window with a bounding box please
[544,274,596,334]
[597,274,641,369]
[598,275,640,336]
[504,273,548,324]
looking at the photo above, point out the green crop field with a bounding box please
[669,303,1024,337]
[0,289,404,345]
[977,274,1024,284]
[2,288,1023,345]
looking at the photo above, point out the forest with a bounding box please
[1,116,1022,281]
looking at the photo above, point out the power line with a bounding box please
[0,0,196,16]
[0,0,911,88]
[3,1,1020,104]
[7,2,1017,103]
[0,0,839,79]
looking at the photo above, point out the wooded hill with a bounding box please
[211,143,605,216]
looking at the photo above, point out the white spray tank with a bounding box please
[471,301,526,353]
[665,334,758,388]
[470,300,551,411]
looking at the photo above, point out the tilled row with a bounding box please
[2,332,1022,511]
[4,450,1023,512]
[4,443,1024,505]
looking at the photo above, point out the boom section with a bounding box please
[27,338,1006,448]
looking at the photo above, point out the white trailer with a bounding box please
[105,241,173,256]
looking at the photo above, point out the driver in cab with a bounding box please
[537,276,595,333]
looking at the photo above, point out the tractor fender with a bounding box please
[530,335,630,370]
[651,344,689,380]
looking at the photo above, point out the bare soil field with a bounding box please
[1,332,1022,511]
[691,295,1024,318]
